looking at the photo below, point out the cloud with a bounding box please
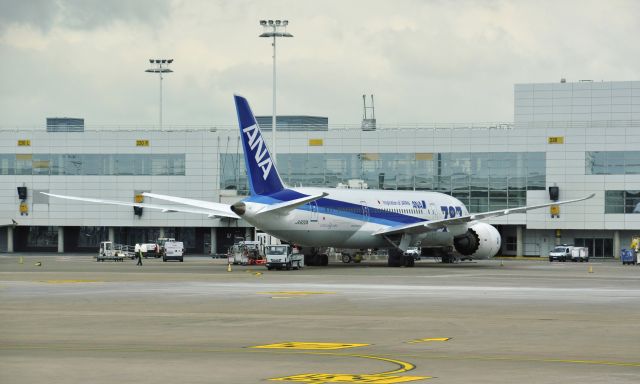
[0,0,170,31]
[0,0,639,126]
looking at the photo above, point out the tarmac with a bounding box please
[1,254,639,383]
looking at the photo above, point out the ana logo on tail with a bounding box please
[242,124,273,180]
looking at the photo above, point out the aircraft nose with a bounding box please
[230,201,246,216]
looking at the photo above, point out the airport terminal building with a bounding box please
[1,80,640,258]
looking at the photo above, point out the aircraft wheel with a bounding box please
[320,254,329,266]
[304,254,317,266]
[441,254,455,263]
[388,249,403,267]
[341,254,352,263]
[404,256,415,267]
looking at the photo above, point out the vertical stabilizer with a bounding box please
[234,95,285,196]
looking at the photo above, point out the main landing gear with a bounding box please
[304,252,329,266]
[387,248,415,267]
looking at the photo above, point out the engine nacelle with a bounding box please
[453,222,501,259]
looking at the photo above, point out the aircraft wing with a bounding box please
[374,193,595,236]
[256,192,329,216]
[0,218,18,227]
[42,192,239,219]
[142,192,239,218]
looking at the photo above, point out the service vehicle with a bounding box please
[265,244,304,270]
[227,243,248,265]
[156,237,176,257]
[97,241,130,262]
[135,243,158,258]
[227,240,265,265]
[334,248,365,264]
[139,243,158,258]
[404,247,421,261]
[569,247,589,262]
[241,240,265,265]
[549,245,573,262]
[162,241,184,262]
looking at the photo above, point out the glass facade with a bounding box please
[220,152,546,212]
[586,151,640,175]
[605,190,640,213]
[574,237,614,258]
[255,115,329,131]
[0,154,185,176]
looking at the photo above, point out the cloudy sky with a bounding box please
[1,0,638,127]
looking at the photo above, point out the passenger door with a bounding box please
[310,201,319,223]
[360,200,370,222]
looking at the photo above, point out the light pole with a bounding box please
[145,59,173,129]
[259,19,293,164]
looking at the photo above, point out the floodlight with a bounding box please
[145,58,174,130]
[258,19,292,165]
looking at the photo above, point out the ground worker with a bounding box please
[137,247,143,266]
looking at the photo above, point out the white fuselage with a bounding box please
[240,187,470,249]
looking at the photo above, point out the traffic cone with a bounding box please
[588,265,593,274]
[227,263,232,272]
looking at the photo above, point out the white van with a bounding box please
[549,245,573,262]
[163,241,184,262]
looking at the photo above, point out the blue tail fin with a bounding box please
[234,95,285,196]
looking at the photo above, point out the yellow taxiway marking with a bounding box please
[269,352,430,383]
[407,338,451,344]
[258,291,336,296]
[269,373,427,383]
[1,343,637,369]
[42,280,102,284]
[251,342,369,350]
[2,344,639,368]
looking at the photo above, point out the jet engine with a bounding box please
[453,222,501,259]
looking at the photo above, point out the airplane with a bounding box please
[44,95,595,267]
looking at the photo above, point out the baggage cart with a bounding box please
[621,249,637,265]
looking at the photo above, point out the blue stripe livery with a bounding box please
[234,95,285,196]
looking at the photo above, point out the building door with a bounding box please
[574,238,613,258]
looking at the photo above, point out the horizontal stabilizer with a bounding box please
[256,192,329,216]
